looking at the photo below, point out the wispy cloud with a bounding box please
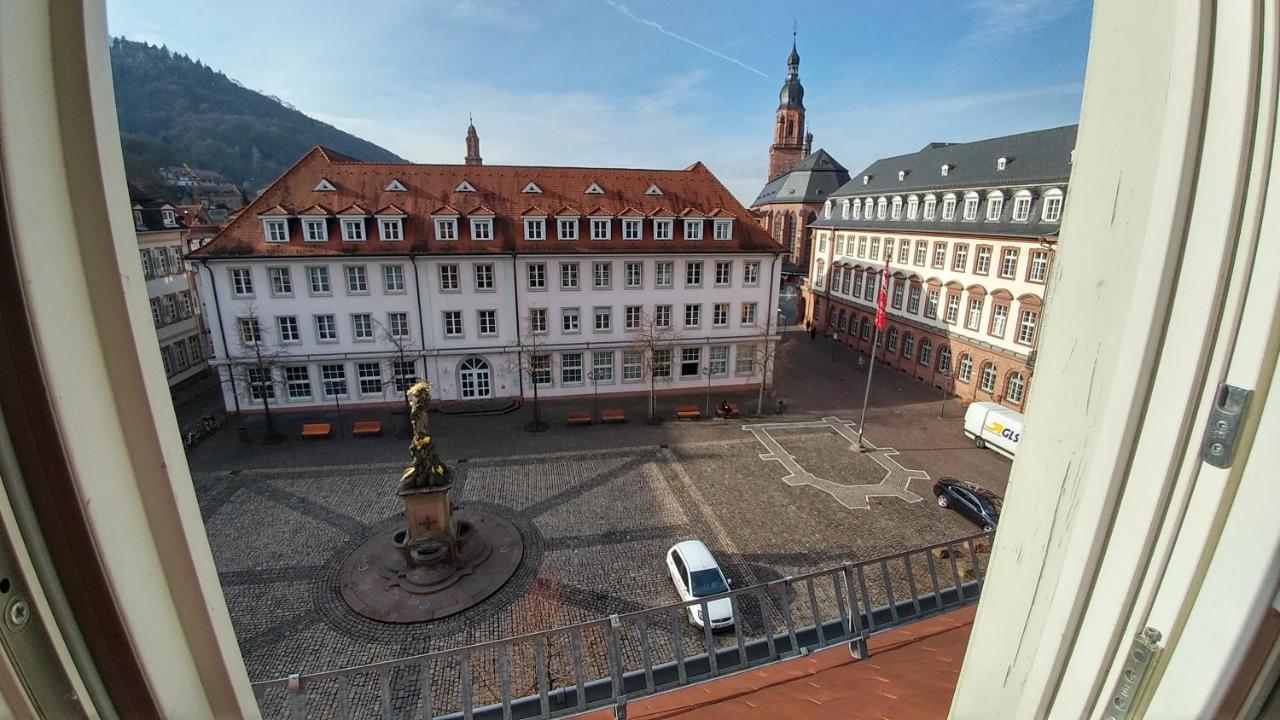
[601,0,771,81]
[966,0,1083,44]
[828,82,1083,122]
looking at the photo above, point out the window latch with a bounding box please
[1201,383,1252,468]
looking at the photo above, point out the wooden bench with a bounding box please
[300,422,332,438]
[352,420,383,437]
[675,405,701,421]
[566,410,593,426]
[601,408,626,423]
[715,403,740,419]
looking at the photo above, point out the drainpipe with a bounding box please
[200,259,239,413]
[509,251,524,399]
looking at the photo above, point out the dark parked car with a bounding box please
[933,477,1001,532]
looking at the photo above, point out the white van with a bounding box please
[963,402,1024,459]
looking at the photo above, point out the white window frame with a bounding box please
[986,192,1004,221]
[434,217,458,241]
[439,263,461,292]
[526,262,546,290]
[263,218,289,243]
[963,192,980,221]
[683,219,703,240]
[470,217,494,241]
[341,218,365,242]
[590,217,611,240]
[345,265,368,295]
[473,262,495,291]
[477,309,498,337]
[743,261,760,286]
[1042,188,1064,222]
[230,268,254,297]
[352,313,375,342]
[560,262,580,290]
[524,217,546,241]
[624,261,643,288]
[623,218,642,240]
[378,217,403,242]
[1012,191,1032,222]
[383,264,406,293]
[303,218,328,242]
[712,219,732,240]
[308,266,331,295]
[561,307,580,334]
[653,218,673,241]
[557,217,579,241]
[443,310,464,338]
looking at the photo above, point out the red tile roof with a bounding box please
[190,146,783,258]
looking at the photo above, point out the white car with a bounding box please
[666,540,734,630]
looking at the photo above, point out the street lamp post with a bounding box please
[326,380,344,436]
[831,331,840,363]
[702,364,714,417]
[586,369,600,424]
[938,362,952,418]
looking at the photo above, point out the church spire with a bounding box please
[767,33,807,181]
[464,116,482,166]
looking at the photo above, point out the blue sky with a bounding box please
[107,0,1092,204]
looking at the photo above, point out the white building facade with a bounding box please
[194,147,784,411]
[804,125,1075,412]
[133,199,210,387]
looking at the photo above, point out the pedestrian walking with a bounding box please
[857,355,867,372]
[809,325,816,340]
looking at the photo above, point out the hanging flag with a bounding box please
[875,257,890,329]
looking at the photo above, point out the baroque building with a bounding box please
[191,131,785,411]
[804,125,1076,412]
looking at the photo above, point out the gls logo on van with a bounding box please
[985,420,1021,443]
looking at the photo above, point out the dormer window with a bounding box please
[454,180,477,193]
[876,197,887,220]
[303,218,328,242]
[133,209,144,228]
[841,199,850,219]
[557,217,579,241]
[645,184,663,196]
[313,178,336,192]
[712,219,733,240]
[162,208,176,227]
[863,198,873,217]
[1012,190,1033,222]
[524,217,546,241]
[590,217,611,240]
[470,216,493,241]
[941,193,957,220]
[378,217,403,241]
[906,195,919,220]
[684,219,703,240]
[862,175,870,185]
[341,218,365,242]
[434,217,458,241]
[891,197,903,220]
[622,218,642,240]
[962,191,980,221]
[385,179,407,192]
[897,170,906,181]
[823,200,832,219]
[923,194,937,220]
[1042,188,1064,222]
[997,157,1008,171]
[851,200,861,220]
[985,191,1004,221]
[940,164,951,177]
[521,182,543,194]
[585,182,604,194]
[653,218,673,240]
[263,219,289,243]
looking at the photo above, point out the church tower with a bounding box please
[768,38,806,182]
[465,117,483,166]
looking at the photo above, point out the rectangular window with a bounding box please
[655,261,674,288]
[247,368,275,400]
[1018,309,1039,345]
[714,261,731,287]
[561,352,583,384]
[708,346,728,376]
[526,262,546,290]
[932,242,946,269]
[736,345,756,374]
[285,366,311,400]
[388,312,410,339]
[898,242,910,264]
[560,262,580,289]
[383,264,405,292]
[741,301,758,326]
[908,286,921,314]
[308,266,330,294]
[871,237,880,260]
[743,261,760,286]
[358,362,383,395]
[392,361,416,392]
[926,290,939,319]
[478,309,497,336]
[1000,248,1019,279]
[1042,195,1063,222]
[529,308,548,334]
[277,315,300,343]
[474,263,495,291]
[592,351,614,382]
[915,241,927,266]
[379,218,402,241]
[684,303,701,328]
[684,220,703,240]
[163,295,177,323]
[265,219,289,243]
[712,303,729,327]
[352,313,374,341]
[439,264,460,291]
[864,273,876,301]
[652,349,672,379]
[953,244,969,272]
[315,314,338,342]
[892,282,904,309]
[1012,195,1031,221]
[1028,251,1049,283]
[238,317,262,344]
[593,261,612,289]
[321,364,348,398]
[884,238,895,260]
[713,219,732,240]
[561,307,580,333]
[140,250,152,279]
[230,268,253,297]
[990,304,1009,337]
[857,236,868,257]
[591,218,611,240]
[655,304,672,328]
[685,261,702,287]
[593,306,611,332]
[624,261,643,288]
[345,266,368,294]
[966,298,983,330]
[623,351,643,381]
[471,218,493,241]
[942,197,957,220]
[624,305,642,330]
[524,218,545,241]
[680,347,701,378]
[975,246,992,275]
[924,198,937,220]
[531,355,552,387]
[945,295,960,324]
[435,218,458,241]
[269,267,293,296]
[963,196,979,220]
[653,219,673,241]
[179,292,193,317]
[303,218,327,242]
[342,218,365,242]
[623,218,642,240]
[557,218,578,241]
[173,342,188,370]
[443,310,463,337]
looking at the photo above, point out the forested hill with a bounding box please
[110,38,405,196]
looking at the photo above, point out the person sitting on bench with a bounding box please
[717,400,736,419]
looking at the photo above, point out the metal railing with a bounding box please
[253,532,992,719]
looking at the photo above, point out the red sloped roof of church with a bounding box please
[191,146,783,258]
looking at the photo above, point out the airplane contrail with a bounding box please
[602,0,772,81]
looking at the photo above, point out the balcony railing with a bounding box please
[252,532,992,719]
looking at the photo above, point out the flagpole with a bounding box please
[857,256,891,452]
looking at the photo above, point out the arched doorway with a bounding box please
[458,357,492,399]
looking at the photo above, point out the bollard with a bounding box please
[776,399,785,415]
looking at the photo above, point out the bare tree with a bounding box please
[223,304,288,442]
[506,314,552,432]
[750,315,786,416]
[375,317,422,432]
[629,310,681,423]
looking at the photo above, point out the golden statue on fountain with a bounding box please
[397,379,451,493]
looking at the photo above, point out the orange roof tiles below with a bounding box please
[577,606,975,720]
[191,146,782,259]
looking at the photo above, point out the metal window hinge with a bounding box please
[1201,384,1252,468]
[1103,627,1164,719]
